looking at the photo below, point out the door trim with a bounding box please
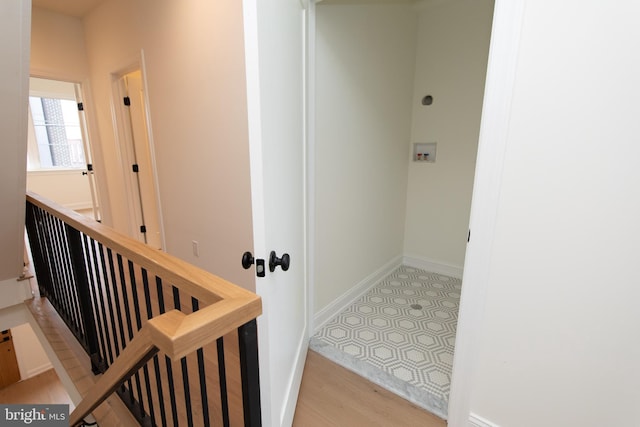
[447,0,526,424]
[110,51,166,249]
[306,0,317,332]
[27,74,103,221]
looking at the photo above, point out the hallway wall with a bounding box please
[82,0,255,290]
[314,3,417,312]
[404,0,494,271]
[30,7,89,81]
[11,322,52,380]
[0,1,31,287]
[30,6,110,225]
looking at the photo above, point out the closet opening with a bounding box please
[310,0,495,419]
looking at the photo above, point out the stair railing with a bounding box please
[25,192,262,427]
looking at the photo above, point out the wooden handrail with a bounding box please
[26,192,262,426]
[27,191,255,305]
[69,327,159,426]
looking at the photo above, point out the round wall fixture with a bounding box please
[422,95,433,106]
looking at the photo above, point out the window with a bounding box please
[27,78,86,170]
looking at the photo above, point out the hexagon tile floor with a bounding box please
[309,265,461,420]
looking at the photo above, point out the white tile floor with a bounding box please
[310,265,461,419]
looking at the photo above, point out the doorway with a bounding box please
[0,329,21,389]
[309,0,494,419]
[26,77,101,221]
[112,68,163,250]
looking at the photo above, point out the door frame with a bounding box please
[27,73,103,221]
[305,0,526,423]
[109,52,166,249]
[306,0,318,333]
[447,0,525,424]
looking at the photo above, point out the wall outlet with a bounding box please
[192,240,199,257]
[413,142,437,162]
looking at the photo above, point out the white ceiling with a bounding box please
[31,0,107,18]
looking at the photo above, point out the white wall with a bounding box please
[30,7,109,223]
[467,1,640,426]
[82,0,255,290]
[30,7,89,80]
[0,304,82,404]
[27,171,93,210]
[314,3,417,312]
[11,322,52,379]
[404,0,493,270]
[0,1,31,285]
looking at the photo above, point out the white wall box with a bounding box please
[413,142,437,162]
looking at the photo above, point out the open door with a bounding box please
[243,0,309,425]
[0,329,21,389]
[26,77,101,220]
[114,69,163,250]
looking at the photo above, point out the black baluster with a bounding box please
[99,243,119,365]
[25,203,50,298]
[140,269,156,426]
[192,298,211,427]
[174,287,194,427]
[217,337,230,427]
[158,280,178,426]
[65,224,103,374]
[239,319,262,427]
[84,236,108,373]
[151,276,168,427]
[127,261,147,422]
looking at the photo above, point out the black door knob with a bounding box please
[241,251,254,269]
[269,251,290,272]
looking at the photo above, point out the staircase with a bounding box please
[25,192,263,426]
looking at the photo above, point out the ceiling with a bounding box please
[31,0,107,18]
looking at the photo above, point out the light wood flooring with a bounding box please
[16,297,446,426]
[26,298,139,426]
[293,350,446,427]
[1,351,446,427]
[0,369,73,406]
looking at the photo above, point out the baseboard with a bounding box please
[65,202,93,211]
[403,255,463,279]
[27,362,54,379]
[313,255,402,333]
[469,413,500,427]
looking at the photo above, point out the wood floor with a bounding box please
[0,369,73,406]
[293,351,446,427]
[1,351,446,427]
[16,297,445,426]
[26,297,139,426]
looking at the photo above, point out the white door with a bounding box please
[243,0,308,426]
[116,70,163,250]
[74,83,102,222]
[26,77,100,220]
